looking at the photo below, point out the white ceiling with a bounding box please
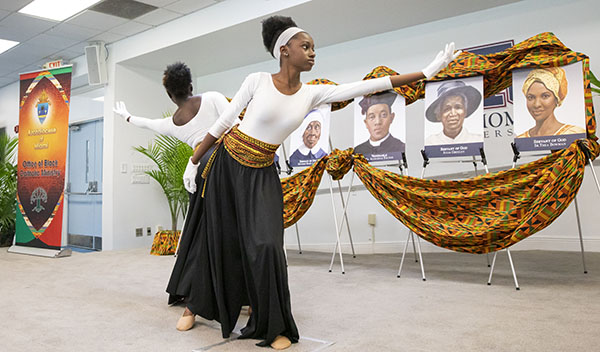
[0,0,221,88]
[119,0,523,78]
[0,0,523,89]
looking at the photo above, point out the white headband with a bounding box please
[272,27,305,60]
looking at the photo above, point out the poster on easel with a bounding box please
[15,66,71,250]
[513,62,586,151]
[353,90,405,162]
[424,76,484,157]
[289,104,331,167]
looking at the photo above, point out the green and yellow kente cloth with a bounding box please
[281,32,598,254]
[150,230,181,256]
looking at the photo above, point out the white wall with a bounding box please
[3,0,600,253]
[101,64,175,250]
[0,82,18,138]
[195,0,600,253]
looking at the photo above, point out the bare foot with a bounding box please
[270,335,291,350]
[176,307,195,331]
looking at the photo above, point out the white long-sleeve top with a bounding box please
[208,72,393,145]
[129,91,229,148]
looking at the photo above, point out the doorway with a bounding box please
[66,118,103,250]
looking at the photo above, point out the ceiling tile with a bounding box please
[66,10,129,31]
[89,31,126,44]
[90,0,158,20]
[0,43,58,66]
[0,60,27,76]
[165,0,216,14]
[136,0,179,7]
[47,22,102,41]
[65,42,89,55]
[135,8,181,26]
[58,49,85,61]
[0,0,34,12]
[0,77,17,88]
[0,9,10,21]
[27,34,82,49]
[108,21,152,36]
[0,13,57,41]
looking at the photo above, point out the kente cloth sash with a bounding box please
[282,139,599,254]
[201,125,279,197]
[222,125,279,169]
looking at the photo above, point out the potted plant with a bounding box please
[0,134,18,247]
[135,131,193,255]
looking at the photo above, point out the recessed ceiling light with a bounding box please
[19,0,103,22]
[0,39,19,55]
[93,96,104,102]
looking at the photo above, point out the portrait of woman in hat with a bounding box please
[424,79,483,145]
[517,66,586,138]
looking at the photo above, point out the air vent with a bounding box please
[90,0,158,20]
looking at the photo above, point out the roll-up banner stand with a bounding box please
[9,65,73,258]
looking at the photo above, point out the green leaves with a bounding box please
[590,70,600,95]
[134,134,193,231]
[0,134,18,244]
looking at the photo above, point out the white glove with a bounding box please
[183,157,199,193]
[113,101,131,121]
[421,42,462,79]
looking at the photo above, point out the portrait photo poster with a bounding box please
[288,104,331,168]
[513,61,586,152]
[353,91,406,163]
[424,76,484,158]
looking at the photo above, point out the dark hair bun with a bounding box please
[261,15,297,56]
[162,62,192,99]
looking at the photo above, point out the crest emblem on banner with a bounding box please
[36,90,50,124]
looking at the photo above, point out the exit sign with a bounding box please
[44,60,63,69]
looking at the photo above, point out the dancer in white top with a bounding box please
[113,62,237,323]
[180,16,460,350]
[113,63,229,148]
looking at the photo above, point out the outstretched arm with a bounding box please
[314,42,460,105]
[113,101,173,136]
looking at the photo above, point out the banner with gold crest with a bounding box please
[15,66,71,250]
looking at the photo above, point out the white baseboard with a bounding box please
[285,236,600,254]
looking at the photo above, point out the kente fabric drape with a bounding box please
[280,32,598,254]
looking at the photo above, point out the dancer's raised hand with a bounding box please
[421,42,462,79]
[113,101,131,121]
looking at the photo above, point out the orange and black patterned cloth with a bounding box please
[150,230,181,255]
[282,32,598,254]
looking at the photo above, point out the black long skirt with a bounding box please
[166,146,215,304]
[185,144,299,346]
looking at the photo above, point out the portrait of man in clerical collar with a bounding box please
[353,90,406,163]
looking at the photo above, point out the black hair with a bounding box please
[261,15,297,57]
[162,62,192,99]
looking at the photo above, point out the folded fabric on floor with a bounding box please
[282,139,598,254]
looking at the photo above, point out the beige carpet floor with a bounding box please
[1,247,599,351]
